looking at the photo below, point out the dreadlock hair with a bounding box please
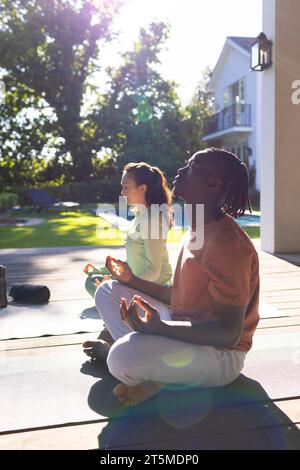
[195,147,252,218]
[123,162,173,226]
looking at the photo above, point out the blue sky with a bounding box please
[112,0,262,103]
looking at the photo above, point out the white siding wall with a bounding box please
[210,44,260,190]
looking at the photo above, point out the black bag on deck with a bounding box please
[9,284,50,304]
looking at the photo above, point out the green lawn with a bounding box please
[0,207,260,249]
[243,226,260,239]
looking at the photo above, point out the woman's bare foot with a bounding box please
[113,382,163,407]
[82,340,111,363]
[97,327,114,345]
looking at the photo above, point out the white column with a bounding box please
[261,0,300,253]
[260,0,276,253]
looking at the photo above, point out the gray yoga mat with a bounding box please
[0,346,107,433]
[0,300,102,340]
[0,332,299,434]
[0,298,283,341]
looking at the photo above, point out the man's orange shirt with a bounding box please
[171,214,260,352]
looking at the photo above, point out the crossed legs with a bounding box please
[83,281,246,406]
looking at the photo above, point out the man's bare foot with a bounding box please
[82,340,111,363]
[113,382,163,407]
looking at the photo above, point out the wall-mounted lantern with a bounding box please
[250,33,273,71]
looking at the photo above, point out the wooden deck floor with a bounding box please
[0,241,299,450]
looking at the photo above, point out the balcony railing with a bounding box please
[203,104,251,136]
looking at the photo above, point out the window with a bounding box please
[223,78,246,109]
[223,89,230,108]
[239,79,246,112]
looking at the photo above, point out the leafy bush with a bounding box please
[0,192,19,213]
[53,176,121,203]
[15,176,122,206]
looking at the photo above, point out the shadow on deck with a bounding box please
[85,365,300,450]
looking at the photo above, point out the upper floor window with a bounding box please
[223,88,230,108]
[223,78,246,110]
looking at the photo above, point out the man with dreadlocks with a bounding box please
[83,148,260,407]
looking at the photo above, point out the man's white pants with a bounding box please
[95,280,246,387]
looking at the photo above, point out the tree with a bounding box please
[184,67,215,155]
[90,22,193,180]
[0,77,53,190]
[0,3,215,192]
[0,0,121,182]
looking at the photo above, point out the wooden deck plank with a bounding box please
[256,325,300,335]
[272,308,300,317]
[0,421,104,450]
[0,403,300,450]
[0,241,300,449]
[271,301,300,309]
[1,332,96,351]
[257,316,300,329]
[261,291,300,302]
[1,324,298,348]
[1,398,299,450]
[2,244,299,303]
[115,423,300,450]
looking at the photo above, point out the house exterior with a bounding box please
[202,37,260,190]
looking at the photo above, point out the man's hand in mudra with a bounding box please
[120,295,164,336]
[105,256,134,285]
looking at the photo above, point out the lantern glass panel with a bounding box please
[251,42,260,69]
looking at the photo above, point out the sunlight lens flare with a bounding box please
[132,94,153,123]
[161,348,196,369]
[158,387,212,430]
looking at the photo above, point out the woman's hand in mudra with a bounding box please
[105,256,134,285]
[83,263,96,274]
[120,295,163,335]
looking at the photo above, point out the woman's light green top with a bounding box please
[125,207,172,284]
